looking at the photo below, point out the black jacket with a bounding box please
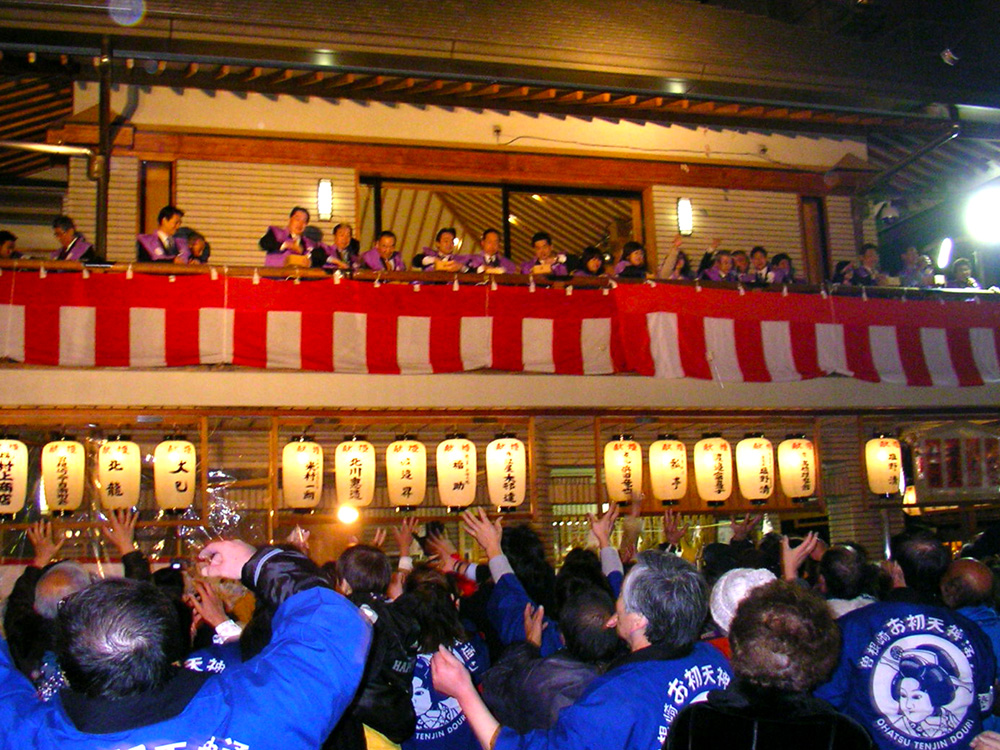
[481,642,602,733]
[323,592,420,750]
[665,681,876,750]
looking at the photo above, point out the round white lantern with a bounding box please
[282,437,323,510]
[649,434,687,506]
[42,437,86,514]
[866,434,902,495]
[736,434,774,505]
[154,436,197,511]
[777,435,817,503]
[335,436,376,508]
[0,436,29,515]
[694,433,732,507]
[386,435,427,511]
[487,433,526,512]
[437,434,477,511]
[98,436,141,509]
[604,434,643,506]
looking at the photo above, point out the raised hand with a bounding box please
[100,508,138,557]
[462,508,503,559]
[662,509,690,547]
[28,519,65,567]
[523,603,548,648]
[392,515,419,557]
[730,513,762,543]
[781,531,820,581]
[587,504,619,549]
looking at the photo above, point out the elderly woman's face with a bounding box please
[898,678,934,724]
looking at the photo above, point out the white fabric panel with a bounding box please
[0,304,25,361]
[920,328,959,388]
[647,311,684,379]
[460,317,492,371]
[266,311,301,369]
[581,318,614,375]
[761,320,800,382]
[522,318,555,373]
[970,328,1000,383]
[129,308,166,367]
[870,326,905,384]
[59,307,95,366]
[703,317,742,382]
[816,323,851,376]
[397,316,432,374]
[334,311,368,373]
[199,308,234,365]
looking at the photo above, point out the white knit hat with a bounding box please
[710,567,776,635]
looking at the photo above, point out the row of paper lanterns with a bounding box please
[604,433,818,506]
[0,431,904,516]
[0,435,196,514]
[283,434,527,511]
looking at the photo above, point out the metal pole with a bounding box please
[95,36,112,261]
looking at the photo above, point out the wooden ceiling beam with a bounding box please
[341,75,387,93]
[183,62,199,78]
[583,92,611,104]
[242,66,263,82]
[556,90,584,103]
[297,71,325,87]
[214,64,231,80]
[261,68,294,85]
[635,96,664,109]
[407,79,445,95]
[527,88,557,101]
[380,77,415,92]
[436,81,473,96]
[460,83,500,97]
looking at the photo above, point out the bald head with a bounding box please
[34,562,94,620]
[941,558,994,610]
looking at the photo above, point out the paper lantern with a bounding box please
[42,437,86,513]
[386,435,427,510]
[866,434,902,495]
[282,437,323,510]
[649,434,687,506]
[154,436,196,511]
[778,435,817,503]
[694,433,732,507]
[437,434,477,511]
[736,434,774,505]
[487,433,526,512]
[604,434,642,506]
[0,436,29,515]
[98,436,141,509]
[335,435,375,508]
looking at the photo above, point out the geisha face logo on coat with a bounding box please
[860,615,983,749]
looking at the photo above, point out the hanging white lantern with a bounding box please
[437,434,477,511]
[154,436,196,511]
[694,433,732,507]
[386,435,427,510]
[736,434,774,505]
[335,435,376,508]
[42,437,86,513]
[866,434,902,495]
[487,433,526,512]
[282,437,323,510]
[649,434,687,506]
[777,434,817,503]
[0,436,29,515]
[604,434,642,506]
[98,436,141,509]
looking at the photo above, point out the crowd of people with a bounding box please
[4,505,1000,750]
[1,205,986,290]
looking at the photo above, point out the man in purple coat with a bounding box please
[52,216,96,263]
[259,206,318,267]
[137,205,188,263]
[470,228,517,274]
[520,231,568,276]
[360,230,406,271]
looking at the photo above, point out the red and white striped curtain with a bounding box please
[1,272,997,386]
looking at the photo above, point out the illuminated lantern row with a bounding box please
[281,434,528,513]
[605,432,818,507]
[866,434,903,496]
[0,436,29,515]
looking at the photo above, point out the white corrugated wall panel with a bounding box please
[176,161,357,267]
[652,185,805,274]
[826,195,858,269]
[64,156,139,262]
